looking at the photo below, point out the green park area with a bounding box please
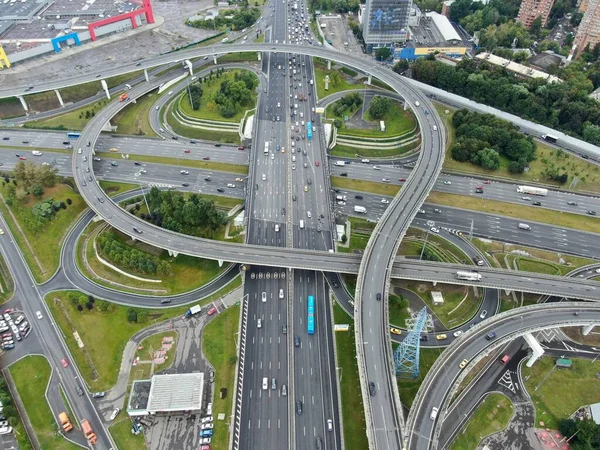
[523,357,600,429]
[0,171,88,282]
[203,305,240,450]
[450,393,513,450]
[44,281,240,391]
[9,356,80,450]
[333,304,368,450]
[24,98,111,131]
[112,92,158,136]
[110,419,146,450]
[77,222,230,295]
[314,60,359,98]
[397,348,443,408]
[99,180,140,197]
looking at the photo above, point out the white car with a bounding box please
[262,292,267,302]
[227,183,236,188]
[443,181,451,185]
[307,211,312,218]
[277,102,281,108]
[453,330,463,338]
[381,199,389,204]
[279,289,284,299]
[522,196,531,201]
[262,174,266,181]
[361,159,370,163]
[430,227,440,233]
[201,423,213,430]
[373,166,381,170]
[200,438,211,444]
[201,416,213,424]
[109,408,120,421]
[180,170,189,175]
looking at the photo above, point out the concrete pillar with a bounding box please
[144,68,149,82]
[367,74,372,85]
[582,324,598,335]
[17,95,28,112]
[432,281,437,287]
[213,55,218,64]
[184,59,193,76]
[168,249,179,257]
[504,290,512,296]
[100,79,110,99]
[257,52,261,61]
[218,259,224,267]
[54,89,64,107]
[524,332,545,367]
[327,60,331,70]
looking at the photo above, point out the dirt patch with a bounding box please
[562,326,600,346]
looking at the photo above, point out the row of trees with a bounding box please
[96,232,173,276]
[0,377,18,428]
[187,8,261,31]
[559,418,600,450]
[13,161,58,192]
[66,291,114,313]
[309,0,359,14]
[450,109,538,173]
[143,187,227,237]
[331,92,362,118]
[410,57,600,146]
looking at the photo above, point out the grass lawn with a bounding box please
[253,33,265,42]
[202,305,240,450]
[314,63,359,99]
[338,101,417,138]
[96,152,248,175]
[178,69,258,123]
[389,293,410,327]
[109,418,146,450]
[112,92,158,137]
[397,348,443,408]
[79,225,229,294]
[45,281,240,390]
[333,304,368,450]
[0,183,87,282]
[523,357,600,429]
[135,331,177,373]
[99,180,140,197]
[24,99,111,131]
[450,393,513,450]
[218,52,258,63]
[166,102,240,143]
[515,257,561,275]
[426,191,600,234]
[0,255,14,304]
[331,177,401,196]
[330,141,418,159]
[9,356,81,450]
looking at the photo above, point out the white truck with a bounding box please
[456,271,482,281]
[184,304,202,318]
[354,205,367,214]
[517,185,548,196]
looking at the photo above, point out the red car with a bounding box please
[207,306,217,316]
[184,149,191,154]
[19,156,26,160]
[3,309,14,314]
[483,180,491,184]
[475,185,483,189]
[2,333,11,338]
[399,178,406,182]
[203,157,210,161]
[61,358,69,368]
[237,146,245,150]
[315,161,320,166]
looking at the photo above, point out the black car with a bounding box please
[294,335,301,347]
[134,162,141,166]
[182,183,189,187]
[160,299,172,304]
[419,335,428,342]
[332,280,339,288]
[532,201,542,206]
[340,172,348,177]
[22,140,29,144]
[190,140,196,144]
[205,177,212,182]
[355,195,364,200]
[2,137,9,140]
[282,207,286,216]
[486,332,496,341]
[333,188,340,193]
[296,401,303,415]
[171,136,178,140]
[217,188,225,193]
[76,385,84,396]
[215,143,221,147]
[376,293,381,301]
[588,210,597,216]
[475,188,484,193]
[369,382,376,396]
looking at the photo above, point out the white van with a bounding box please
[518,223,531,230]
[262,377,268,390]
[299,220,305,229]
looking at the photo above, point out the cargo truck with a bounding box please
[118,93,128,102]
[455,271,482,281]
[516,185,548,196]
[354,205,367,214]
[58,412,73,432]
[185,304,202,318]
[81,420,97,444]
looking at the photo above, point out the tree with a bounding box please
[341,234,347,244]
[127,308,138,323]
[31,184,44,198]
[473,148,501,170]
[368,96,392,119]
[76,304,83,312]
[375,47,391,61]
[393,60,409,74]
[188,83,204,110]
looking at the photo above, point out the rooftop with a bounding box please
[425,11,461,43]
[475,52,562,84]
[147,372,204,413]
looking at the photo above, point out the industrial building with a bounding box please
[127,373,205,417]
[362,0,412,50]
[516,0,556,28]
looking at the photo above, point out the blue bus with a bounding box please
[307,122,313,140]
[307,295,315,334]
[66,132,81,139]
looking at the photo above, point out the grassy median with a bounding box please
[331,177,401,196]
[112,92,158,137]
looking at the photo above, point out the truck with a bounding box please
[293,2,297,9]
[264,142,269,155]
[81,420,97,444]
[58,412,73,432]
[456,271,482,281]
[185,304,202,318]
[542,134,558,143]
[297,93,305,101]
[516,185,548,196]
[118,93,128,102]
[334,161,345,166]
[472,255,484,266]
[354,205,367,214]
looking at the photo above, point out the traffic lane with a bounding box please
[331,163,600,216]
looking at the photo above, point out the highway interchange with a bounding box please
[0,2,600,450]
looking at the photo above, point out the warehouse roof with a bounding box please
[425,12,461,43]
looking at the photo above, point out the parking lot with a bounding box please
[317,14,363,54]
[1,309,34,351]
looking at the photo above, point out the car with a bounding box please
[98,197,104,204]
[382,178,390,183]
[110,162,118,167]
[282,324,288,335]
[390,327,402,335]
[373,166,381,170]
[203,157,210,161]
[109,408,120,421]
[182,183,189,187]
[459,359,469,369]
[262,174,266,181]
[376,293,382,301]
[304,185,308,192]
[235,178,244,182]
[2,344,14,350]
[201,416,213,424]
[92,391,105,398]
[183,149,191,153]
[180,170,189,175]
[522,196,531,201]
[271,378,277,390]
[418,209,426,214]
[430,227,440,233]
[200,423,213,430]
[134,162,141,166]
[207,306,217,316]
[399,178,406,182]
[75,385,84,396]
[369,382,376,396]
[381,199,390,204]
[532,201,542,206]
[109,147,118,152]
[93,157,101,162]
[588,210,597,216]
[294,335,301,347]
[453,330,463,338]
[567,201,578,206]
[262,292,267,302]
[355,195,364,200]
[214,144,221,147]
[19,156,26,160]
[307,211,312,218]
[296,400,303,415]
[199,438,211,445]
[479,310,488,319]
[205,177,212,182]
[227,183,235,188]
[430,407,439,420]
[443,181,451,185]
[434,208,442,213]
[217,188,225,193]
[315,161,320,166]
[483,180,491,184]
[486,332,497,341]
[436,334,447,340]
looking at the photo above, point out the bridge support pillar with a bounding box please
[504,289,512,296]
[213,55,218,64]
[582,324,599,335]
[100,79,110,99]
[168,249,179,257]
[524,332,545,367]
[17,95,28,112]
[144,68,149,82]
[432,281,437,287]
[327,60,331,70]
[218,259,224,267]
[367,74,372,85]
[184,59,193,76]
[257,52,261,61]
[54,89,64,107]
